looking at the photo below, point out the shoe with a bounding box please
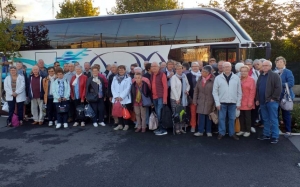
[135,128,141,132]
[63,123,68,128]
[271,138,279,144]
[251,127,256,133]
[48,121,53,127]
[155,130,168,136]
[190,128,195,133]
[68,118,73,123]
[99,122,106,127]
[55,121,57,126]
[134,122,138,129]
[114,125,123,130]
[32,121,38,125]
[207,133,212,137]
[56,123,61,129]
[81,122,85,127]
[232,135,239,140]
[236,131,244,136]
[39,121,43,125]
[73,122,79,127]
[123,125,129,131]
[284,132,292,138]
[93,123,98,127]
[218,134,223,140]
[243,132,250,137]
[180,129,186,134]
[7,122,12,127]
[141,128,146,133]
[154,129,161,134]
[257,135,270,140]
[19,120,23,126]
[194,132,203,137]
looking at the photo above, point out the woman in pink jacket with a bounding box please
[236,66,256,137]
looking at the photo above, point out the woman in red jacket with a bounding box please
[236,66,256,137]
[70,65,88,127]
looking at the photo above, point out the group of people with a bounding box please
[4,56,295,144]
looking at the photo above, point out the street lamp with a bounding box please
[160,23,172,44]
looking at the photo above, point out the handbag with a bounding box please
[84,104,95,118]
[137,87,152,107]
[122,106,131,119]
[209,107,218,124]
[56,101,69,113]
[112,101,123,117]
[280,83,293,111]
[235,118,240,132]
[2,102,9,112]
[149,111,158,130]
[86,92,98,103]
[76,104,86,120]
[12,113,20,127]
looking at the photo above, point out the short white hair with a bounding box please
[235,62,244,72]
[152,62,160,66]
[191,62,199,67]
[134,67,142,72]
[75,65,83,70]
[222,62,232,67]
[264,60,272,66]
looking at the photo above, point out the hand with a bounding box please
[256,101,259,106]
[247,104,253,108]
[62,98,67,101]
[109,97,112,102]
[216,105,221,110]
[104,97,106,101]
[151,104,154,108]
[58,98,62,102]
[176,100,180,104]
[12,92,17,97]
[119,98,123,101]
[270,99,274,102]
[237,106,241,110]
[185,91,189,95]
[163,101,167,105]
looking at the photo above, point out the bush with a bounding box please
[291,103,300,133]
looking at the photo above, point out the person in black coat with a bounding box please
[143,63,151,81]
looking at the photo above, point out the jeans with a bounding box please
[279,107,292,133]
[218,104,236,136]
[47,98,57,122]
[198,114,212,133]
[90,98,105,123]
[55,101,69,124]
[7,98,24,122]
[153,98,164,130]
[260,102,279,138]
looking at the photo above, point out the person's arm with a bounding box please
[185,76,190,92]
[193,81,199,105]
[162,73,168,104]
[15,76,25,95]
[81,76,87,102]
[120,77,132,100]
[212,77,220,108]
[52,81,59,100]
[283,70,295,89]
[64,80,71,99]
[111,78,118,100]
[4,77,12,96]
[170,77,179,101]
[70,77,74,100]
[248,79,256,108]
[272,73,282,101]
[236,78,242,108]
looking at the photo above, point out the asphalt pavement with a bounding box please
[1,117,300,187]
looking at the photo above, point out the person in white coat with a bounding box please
[111,65,132,131]
[170,64,190,134]
[4,66,26,126]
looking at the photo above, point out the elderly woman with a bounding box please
[188,62,201,132]
[193,65,215,137]
[274,56,295,137]
[170,64,190,134]
[111,65,132,131]
[4,66,26,126]
[52,67,70,129]
[43,67,57,127]
[131,73,151,132]
[70,65,88,127]
[86,66,107,127]
[236,66,256,137]
[235,62,244,78]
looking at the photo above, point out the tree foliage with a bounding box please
[0,0,25,59]
[56,0,100,19]
[21,24,51,50]
[112,0,182,14]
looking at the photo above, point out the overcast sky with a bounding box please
[9,0,293,21]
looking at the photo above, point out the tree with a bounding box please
[56,0,100,19]
[112,0,182,14]
[0,0,25,59]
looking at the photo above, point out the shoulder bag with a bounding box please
[280,83,293,111]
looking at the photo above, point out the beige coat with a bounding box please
[193,76,215,115]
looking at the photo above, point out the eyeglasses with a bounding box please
[48,70,55,72]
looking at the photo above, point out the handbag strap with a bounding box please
[285,83,291,98]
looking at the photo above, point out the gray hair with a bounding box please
[202,65,213,74]
[75,65,83,70]
[235,62,245,72]
[134,67,142,73]
[244,59,253,64]
[152,62,160,67]
[16,61,23,65]
[84,62,90,65]
[111,63,118,68]
[191,62,199,67]
[222,62,232,67]
[253,59,261,64]
[264,60,272,66]
[68,63,75,67]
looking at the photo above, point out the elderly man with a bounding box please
[83,62,91,77]
[142,61,149,74]
[28,66,45,125]
[254,59,263,72]
[63,63,69,74]
[197,61,203,71]
[64,63,75,82]
[103,64,111,78]
[256,60,282,144]
[213,62,242,140]
[159,62,166,71]
[151,62,168,136]
[37,59,48,77]
[54,61,60,69]
[209,58,217,66]
[129,63,138,79]
[214,60,225,76]
[245,59,259,83]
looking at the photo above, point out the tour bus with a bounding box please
[13,8,270,71]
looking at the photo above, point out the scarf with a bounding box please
[202,74,212,87]
[57,78,64,98]
[175,73,188,107]
[17,69,23,75]
[116,74,125,84]
[274,67,285,75]
[92,76,100,85]
[183,70,190,75]
[48,75,56,95]
[72,73,82,86]
[191,70,201,82]
[248,68,253,77]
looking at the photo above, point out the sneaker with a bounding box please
[134,122,138,129]
[154,129,161,134]
[63,123,68,128]
[236,131,244,136]
[218,134,223,140]
[207,133,212,137]
[232,135,239,140]
[93,123,98,127]
[99,122,106,127]
[123,125,129,131]
[73,122,79,127]
[114,125,123,130]
[48,121,53,127]
[194,132,203,137]
[19,120,23,126]
[190,128,195,133]
[251,127,256,133]
[284,132,292,138]
[271,138,279,144]
[155,131,168,136]
[257,135,270,140]
[81,122,85,127]
[243,132,250,137]
[56,123,61,129]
